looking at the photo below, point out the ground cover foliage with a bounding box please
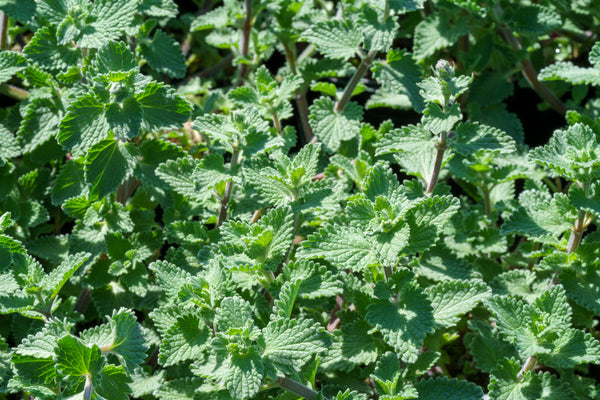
[0,0,600,398]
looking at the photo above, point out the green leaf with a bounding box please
[136,82,192,131]
[12,320,71,385]
[365,270,435,362]
[226,350,264,400]
[425,280,491,328]
[58,94,109,153]
[215,297,253,332]
[529,123,600,181]
[155,156,204,201]
[57,0,139,49]
[281,259,343,299]
[413,13,469,61]
[23,26,82,73]
[139,29,187,78]
[489,358,576,400]
[40,252,90,300]
[415,377,483,400]
[321,319,380,372]
[94,364,133,400]
[273,279,301,319]
[55,335,103,383]
[139,0,179,18]
[501,190,575,243]
[159,311,210,366]
[0,124,20,166]
[372,49,424,113]
[568,182,600,217]
[309,97,363,152]
[539,62,600,86]
[262,317,329,375]
[464,320,519,374]
[359,8,398,52]
[0,50,27,84]
[299,223,379,272]
[503,4,561,36]
[93,41,137,74]
[85,138,137,200]
[17,97,62,155]
[0,0,36,24]
[301,20,362,60]
[421,103,462,134]
[451,122,517,155]
[95,308,147,372]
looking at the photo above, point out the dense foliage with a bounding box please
[1,0,600,399]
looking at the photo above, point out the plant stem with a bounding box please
[276,377,327,400]
[0,12,8,50]
[517,356,536,379]
[282,39,314,142]
[426,131,448,195]
[334,49,376,113]
[482,186,492,217]
[272,110,282,133]
[566,214,586,254]
[217,147,241,226]
[383,265,393,280]
[0,83,30,100]
[493,6,566,115]
[236,0,253,86]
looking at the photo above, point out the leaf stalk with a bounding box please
[275,376,327,400]
[426,131,448,194]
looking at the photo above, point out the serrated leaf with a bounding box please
[365,270,435,363]
[301,20,362,60]
[58,94,109,153]
[262,317,329,375]
[299,223,378,272]
[539,62,600,86]
[155,156,203,201]
[281,259,343,299]
[415,377,483,400]
[0,124,20,166]
[504,4,561,36]
[413,14,469,61]
[94,41,137,74]
[322,319,379,372]
[215,297,253,332]
[309,97,363,152]
[451,122,516,155]
[0,50,27,84]
[529,123,600,181]
[359,8,398,52]
[464,320,518,374]
[99,308,148,372]
[85,138,137,200]
[136,81,192,131]
[55,335,103,381]
[226,350,264,400]
[421,102,462,134]
[17,97,62,155]
[139,29,187,78]
[40,252,90,300]
[425,280,491,327]
[372,49,424,113]
[159,312,209,366]
[489,358,576,400]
